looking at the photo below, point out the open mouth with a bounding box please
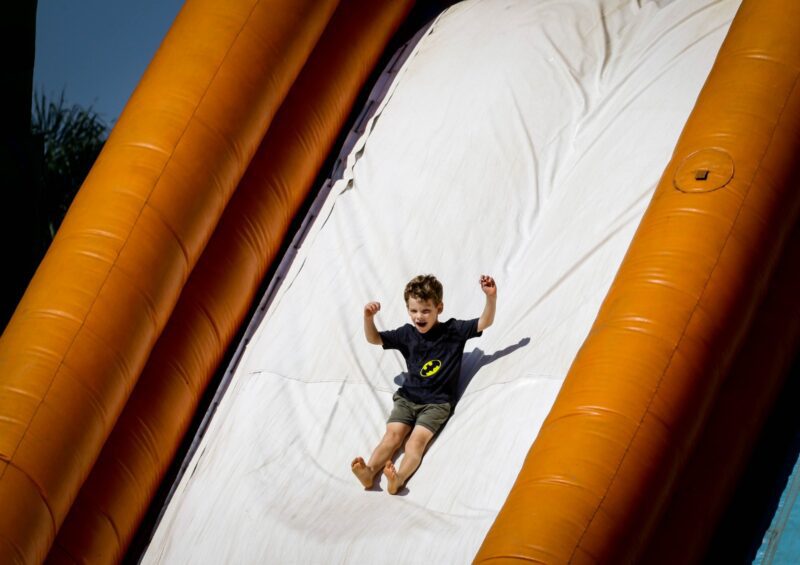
[415,321,428,329]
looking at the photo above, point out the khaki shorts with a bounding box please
[387,392,452,434]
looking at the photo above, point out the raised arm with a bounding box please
[364,301,383,345]
[477,275,497,332]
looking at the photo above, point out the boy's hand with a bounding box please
[364,302,383,345]
[477,275,497,332]
[480,275,497,297]
[364,301,381,317]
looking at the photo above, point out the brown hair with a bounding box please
[404,274,443,305]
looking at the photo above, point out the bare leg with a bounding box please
[352,422,411,488]
[384,425,434,494]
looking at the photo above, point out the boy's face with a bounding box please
[406,296,443,334]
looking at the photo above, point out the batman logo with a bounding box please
[420,359,442,378]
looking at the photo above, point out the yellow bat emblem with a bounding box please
[420,359,442,378]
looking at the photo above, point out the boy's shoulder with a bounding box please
[442,317,477,327]
[443,317,482,338]
[384,322,415,336]
[433,318,479,339]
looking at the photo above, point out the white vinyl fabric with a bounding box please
[143,1,739,563]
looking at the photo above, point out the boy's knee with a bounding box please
[405,435,429,453]
[384,428,406,447]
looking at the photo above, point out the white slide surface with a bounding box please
[143,1,739,562]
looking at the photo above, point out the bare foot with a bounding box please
[351,457,375,488]
[383,461,404,495]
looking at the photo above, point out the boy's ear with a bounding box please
[437,302,443,314]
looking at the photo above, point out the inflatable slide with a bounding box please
[1,0,799,563]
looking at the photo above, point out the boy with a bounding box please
[351,274,497,494]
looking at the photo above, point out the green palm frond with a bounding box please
[31,90,108,236]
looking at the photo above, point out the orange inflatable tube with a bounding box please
[642,223,800,563]
[47,1,413,562]
[476,0,800,561]
[0,0,339,561]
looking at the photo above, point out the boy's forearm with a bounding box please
[478,295,496,332]
[364,317,383,345]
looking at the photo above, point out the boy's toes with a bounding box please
[383,462,401,495]
[351,457,373,489]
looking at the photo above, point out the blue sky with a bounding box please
[34,0,185,126]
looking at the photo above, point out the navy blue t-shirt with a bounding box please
[380,318,482,404]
